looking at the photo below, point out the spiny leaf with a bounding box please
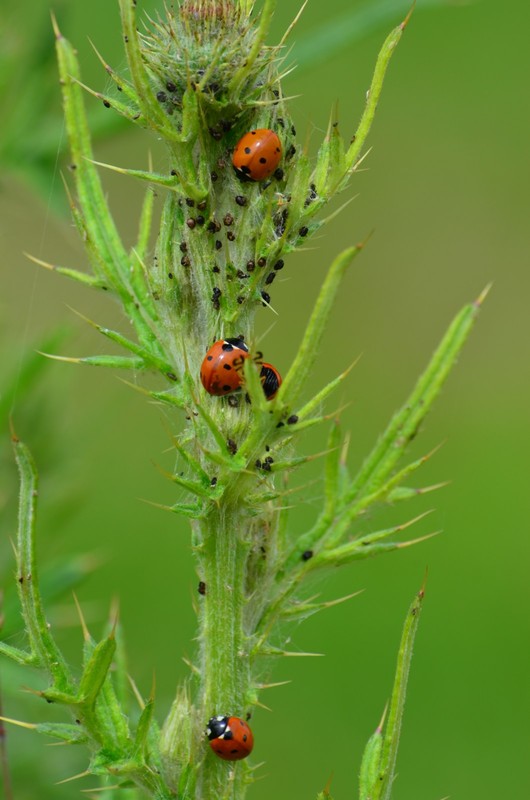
[359,708,385,800]
[25,252,108,289]
[13,436,74,691]
[373,581,426,800]
[41,352,147,371]
[0,642,33,665]
[278,244,364,408]
[346,287,489,506]
[77,634,116,708]
[345,7,413,174]
[118,0,178,139]
[36,722,89,745]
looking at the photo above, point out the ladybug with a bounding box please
[207,715,254,761]
[260,362,282,400]
[232,129,282,182]
[200,338,249,396]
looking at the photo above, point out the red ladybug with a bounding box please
[200,338,249,396]
[260,362,282,400]
[206,715,254,761]
[232,129,282,181]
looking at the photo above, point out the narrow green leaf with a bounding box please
[53,19,129,292]
[0,641,33,665]
[374,583,426,800]
[118,0,178,139]
[346,10,412,173]
[359,718,384,800]
[134,698,155,757]
[25,252,108,289]
[45,353,147,370]
[77,634,116,708]
[13,437,74,691]
[134,185,156,263]
[278,245,363,408]
[36,722,89,744]
[346,288,488,506]
[229,0,277,98]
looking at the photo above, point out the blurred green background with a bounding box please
[1,0,529,798]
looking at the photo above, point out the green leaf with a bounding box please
[346,287,489,507]
[346,9,412,175]
[77,633,116,708]
[278,245,364,408]
[359,717,384,800]
[36,722,89,745]
[372,582,426,800]
[13,437,74,691]
[134,698,156,758]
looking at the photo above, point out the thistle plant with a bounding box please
[1,1,486,798]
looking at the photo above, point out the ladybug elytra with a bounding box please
[206,715,254,761]
[259,362,282,400]
[200,338,249,396]
[232,129,282,181]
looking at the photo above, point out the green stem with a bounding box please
[196,505,252,800]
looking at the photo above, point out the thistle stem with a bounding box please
[197,504,252,800]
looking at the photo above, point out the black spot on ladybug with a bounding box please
[223,363,232,371]
[244,147,252,154]
[243,734,247,742]
[301,549,313,561]
[259,157,267,164]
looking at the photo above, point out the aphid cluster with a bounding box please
[200,338,281,400]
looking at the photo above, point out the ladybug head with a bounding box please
[206,715,229,740]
